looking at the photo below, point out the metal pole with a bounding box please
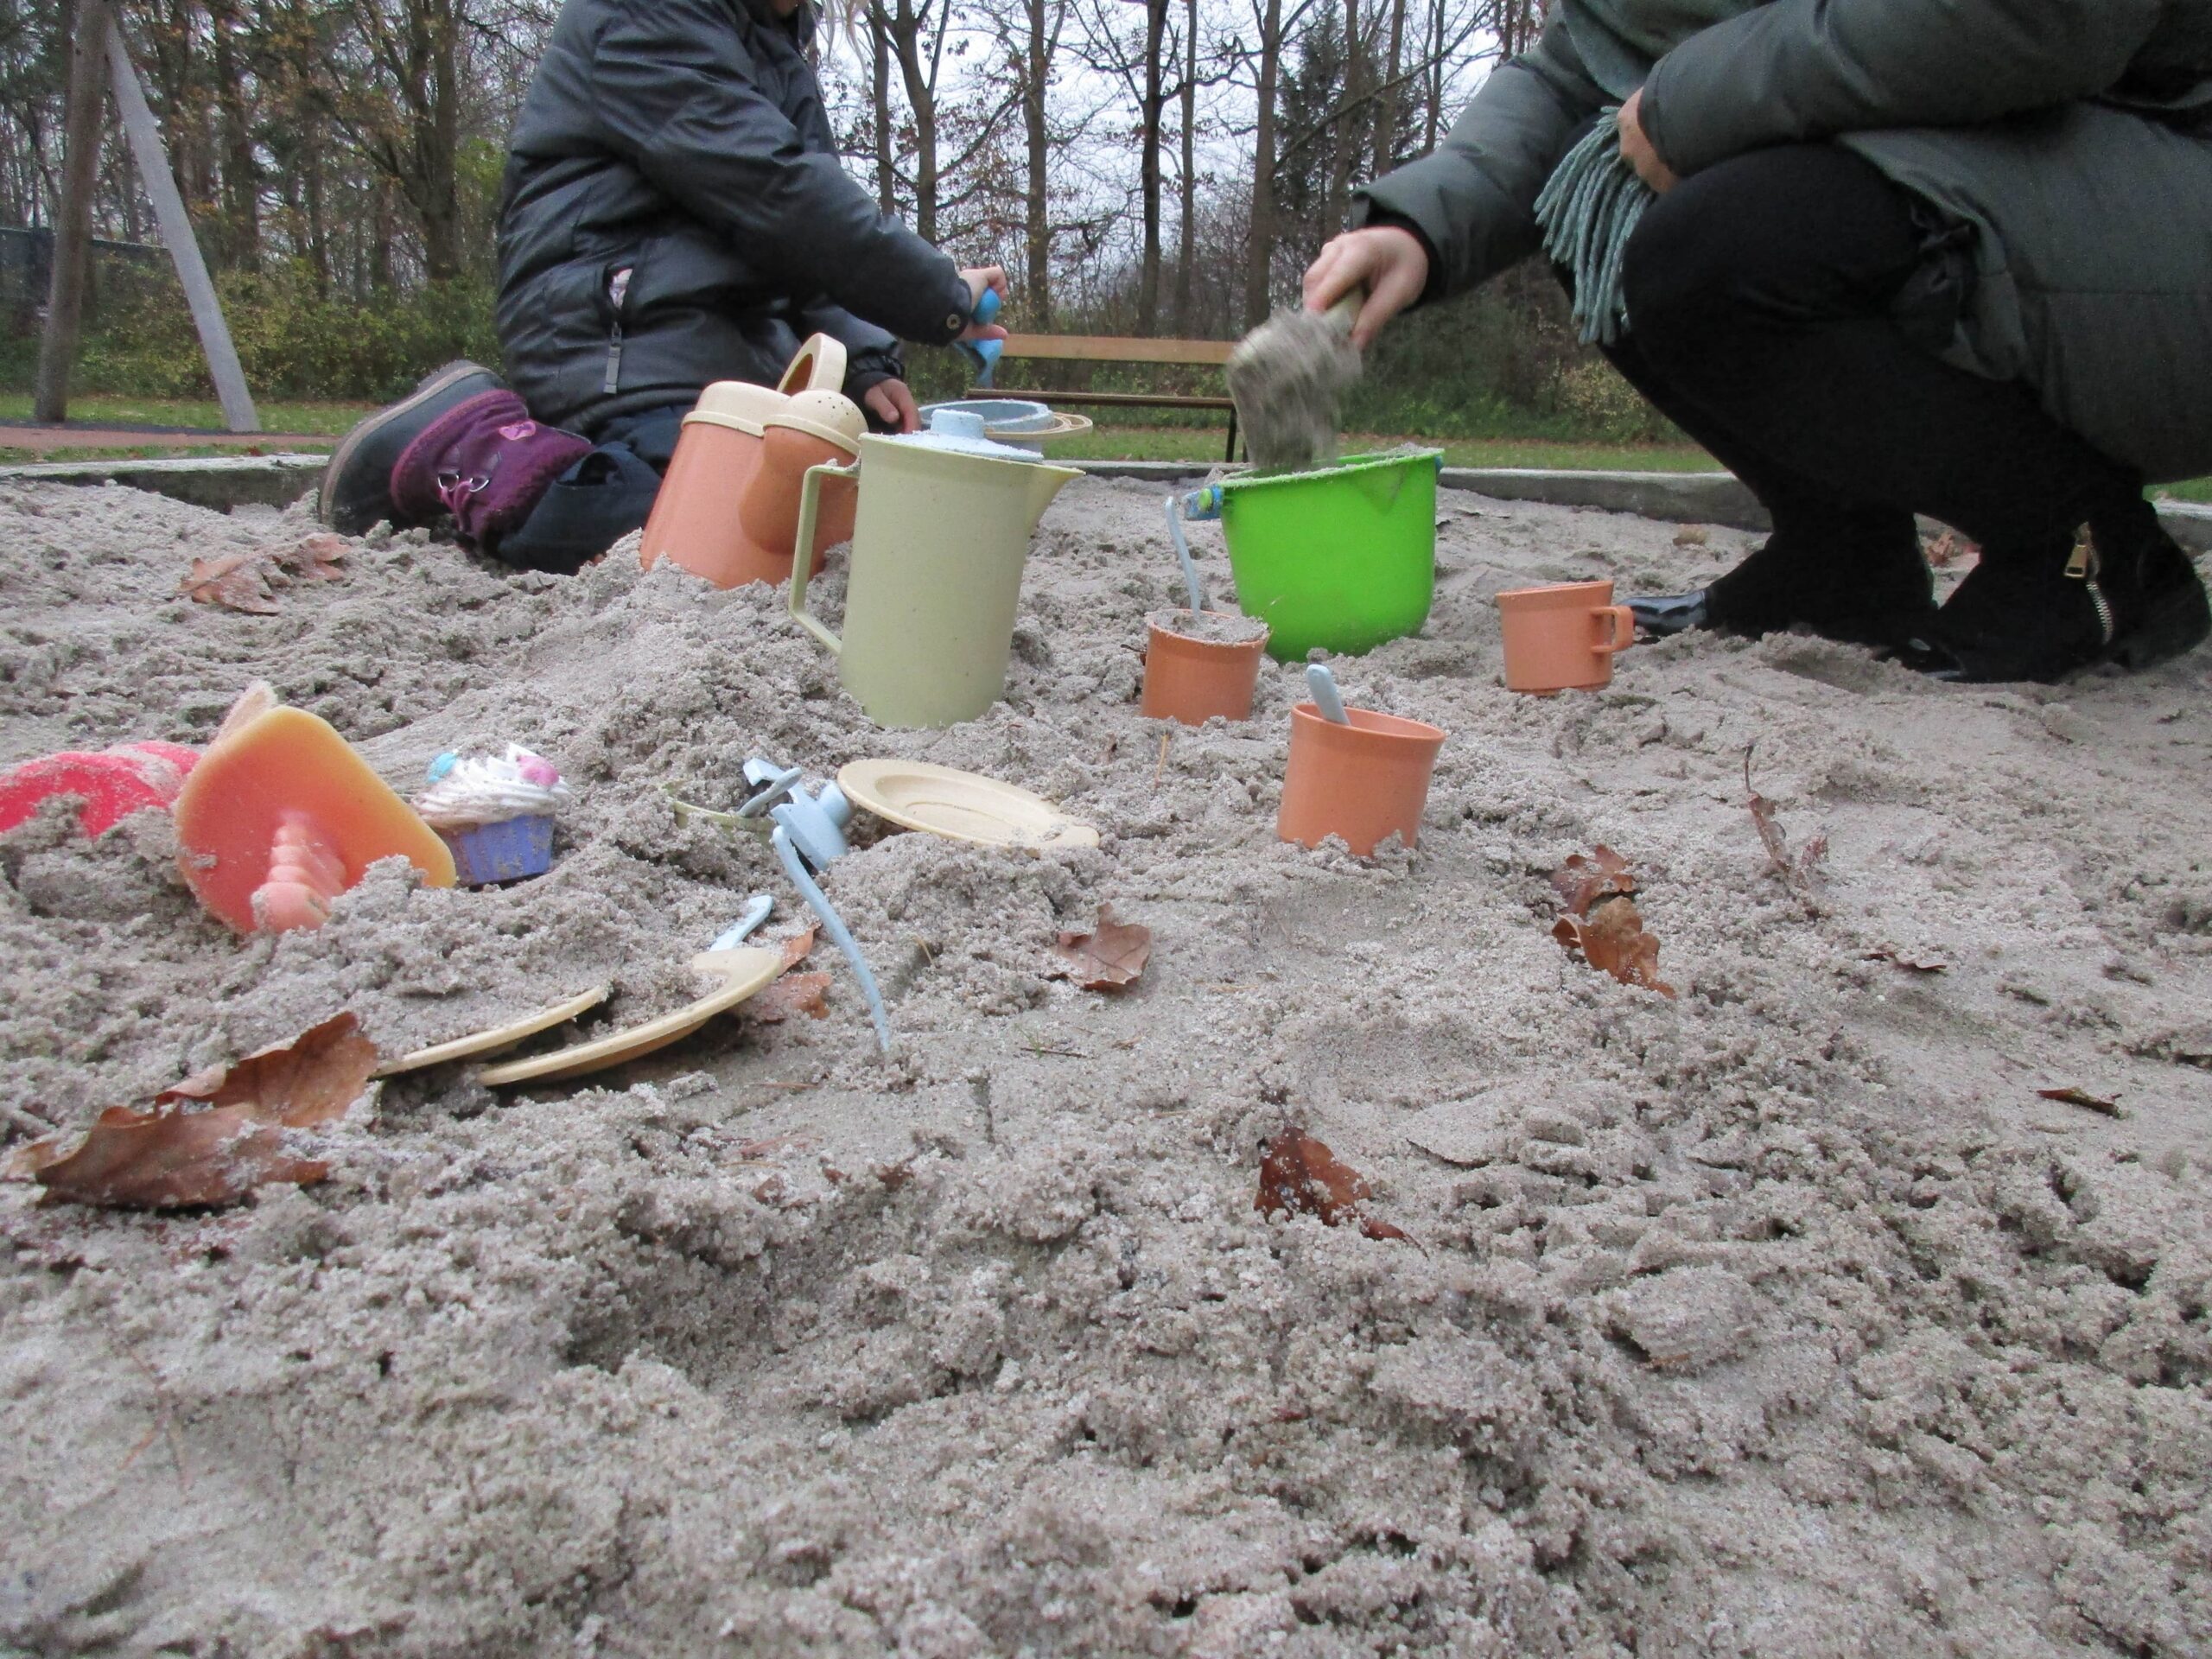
[31,0,111,425]
[105,16,260,432]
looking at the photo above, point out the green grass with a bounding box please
[0,392,370,441]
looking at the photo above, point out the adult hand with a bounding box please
[1618,90,1679,195]
[862,378,921,432]
[1301,226,1428,350]
[958,266,1010,342]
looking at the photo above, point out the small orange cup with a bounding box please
[1277,702,1446,855]
[1141,610,1269,725]
[1496,580,1636,694]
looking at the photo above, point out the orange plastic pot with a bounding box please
[638,342,862,589]
[1496,579,1636,694]
[1141,611,1269,725]
[1276,702,1446,855]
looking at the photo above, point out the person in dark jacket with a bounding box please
[1308,0,2212,683]
[318,0,1005,572]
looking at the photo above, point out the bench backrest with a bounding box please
[998,333,1233,368]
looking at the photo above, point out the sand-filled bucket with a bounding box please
[1276,702,1445,855]
[1141,609,1270,725]
[1219,450,1441,661]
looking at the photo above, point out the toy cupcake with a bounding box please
[416,745,573,886]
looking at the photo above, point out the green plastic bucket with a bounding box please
[1220,449,1441,661]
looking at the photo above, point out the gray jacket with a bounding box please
[496,0,974,435]
[1358,0,2212,481]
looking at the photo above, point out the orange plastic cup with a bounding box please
[1496,580,1637,694]
[1276,702,1446,855]
[1141,611,1269,725]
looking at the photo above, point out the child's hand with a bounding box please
[959,267,1011,341]
[1303,227,1427,350]
[1618,91,1679,194]
[862,378,922,432]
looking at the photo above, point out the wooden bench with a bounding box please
[966,333,1241,462]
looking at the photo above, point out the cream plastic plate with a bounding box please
[377,983,612,1077]
[837,759,1100,850]
[477,947,785,1087]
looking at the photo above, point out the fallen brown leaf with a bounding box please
[1255,1129,1409,1243]
[1051,905,1152,990]
[777,928,817,968]
[1864,948,1948,975]
[1672,524,1710,548]
[1745,748,1826,911]
[22,1014,378,1211]
[1923,529,1979,569]
[179,536,351,613]
[2037,1086,2122,1119]
[157,1014,379,1125]
[753,972,832,1024]
[1550,846,1637,917]
[1554,898,1677,998]
[180,553,278,613]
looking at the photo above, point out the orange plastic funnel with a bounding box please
[174,696,454,931]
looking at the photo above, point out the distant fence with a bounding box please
[0,226,167,334]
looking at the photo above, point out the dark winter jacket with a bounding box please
[496,0,975,435]
[1357,0,2212,482]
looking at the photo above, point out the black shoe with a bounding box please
[318,361,507,535]
[1895,507,2210,683]
[1630,519,1936,649]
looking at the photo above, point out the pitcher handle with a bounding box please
[779,334,848,397]
[1594,605,1637,654]
[788,461,859,655]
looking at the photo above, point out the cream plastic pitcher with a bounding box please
[788,411,1080,728]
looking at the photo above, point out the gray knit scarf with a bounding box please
[1535,0,1763,344]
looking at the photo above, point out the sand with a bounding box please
[2,474,2210,1656]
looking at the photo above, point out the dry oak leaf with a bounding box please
[1550,846,1637,917]
[1051,905,1152,990]
[753,972,832,1024]
[180,553,278,613]
[1745,749,1827,909]
[1553,898,1677,998]
[2037,1086,2122,1119]
[22,1014,378,1211]
[1255,1128,1409,1243]
[179,535,348,613]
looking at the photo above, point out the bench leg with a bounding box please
[1224,406,1239,465]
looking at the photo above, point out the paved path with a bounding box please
[0,423,335,453]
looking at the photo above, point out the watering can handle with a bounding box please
[778,334,849,396]
[788,460,860,654]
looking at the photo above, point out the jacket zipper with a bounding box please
[603,265,633,396]
[2065,524,2115,645]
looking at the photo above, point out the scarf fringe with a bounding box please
[1533,111,1654,348]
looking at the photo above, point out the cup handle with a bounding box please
[787,461,859,656]
[1595,605,1636,654]
[778,334,849,397]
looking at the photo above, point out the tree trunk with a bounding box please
[887,0,938,244]
[1174,0,1195,330]
[35,0,111,424]
[1422,0,1444,150]
[1324,0,1363,233]
[869,0,896,213]
[1135,0,1168,334]
[1242,0,1281,328]
[208,0,257,265]
[1372,0,1404,176]
[1022,0,1052,319]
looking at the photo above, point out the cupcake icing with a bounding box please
[416,746,572,831]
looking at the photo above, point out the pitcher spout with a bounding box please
[1026,463,1082,528]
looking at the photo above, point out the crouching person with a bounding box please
[1306,0,2212,683]
[318,0,1004,572]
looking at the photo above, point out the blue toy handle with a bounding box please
[973,286,1001,326]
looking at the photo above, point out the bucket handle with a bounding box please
[788,460,861,655]
[778,334,848,397]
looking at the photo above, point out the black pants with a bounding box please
[491,405,687,575]
[1605,143,2142,560]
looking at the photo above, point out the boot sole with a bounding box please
[318,361,498,532]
